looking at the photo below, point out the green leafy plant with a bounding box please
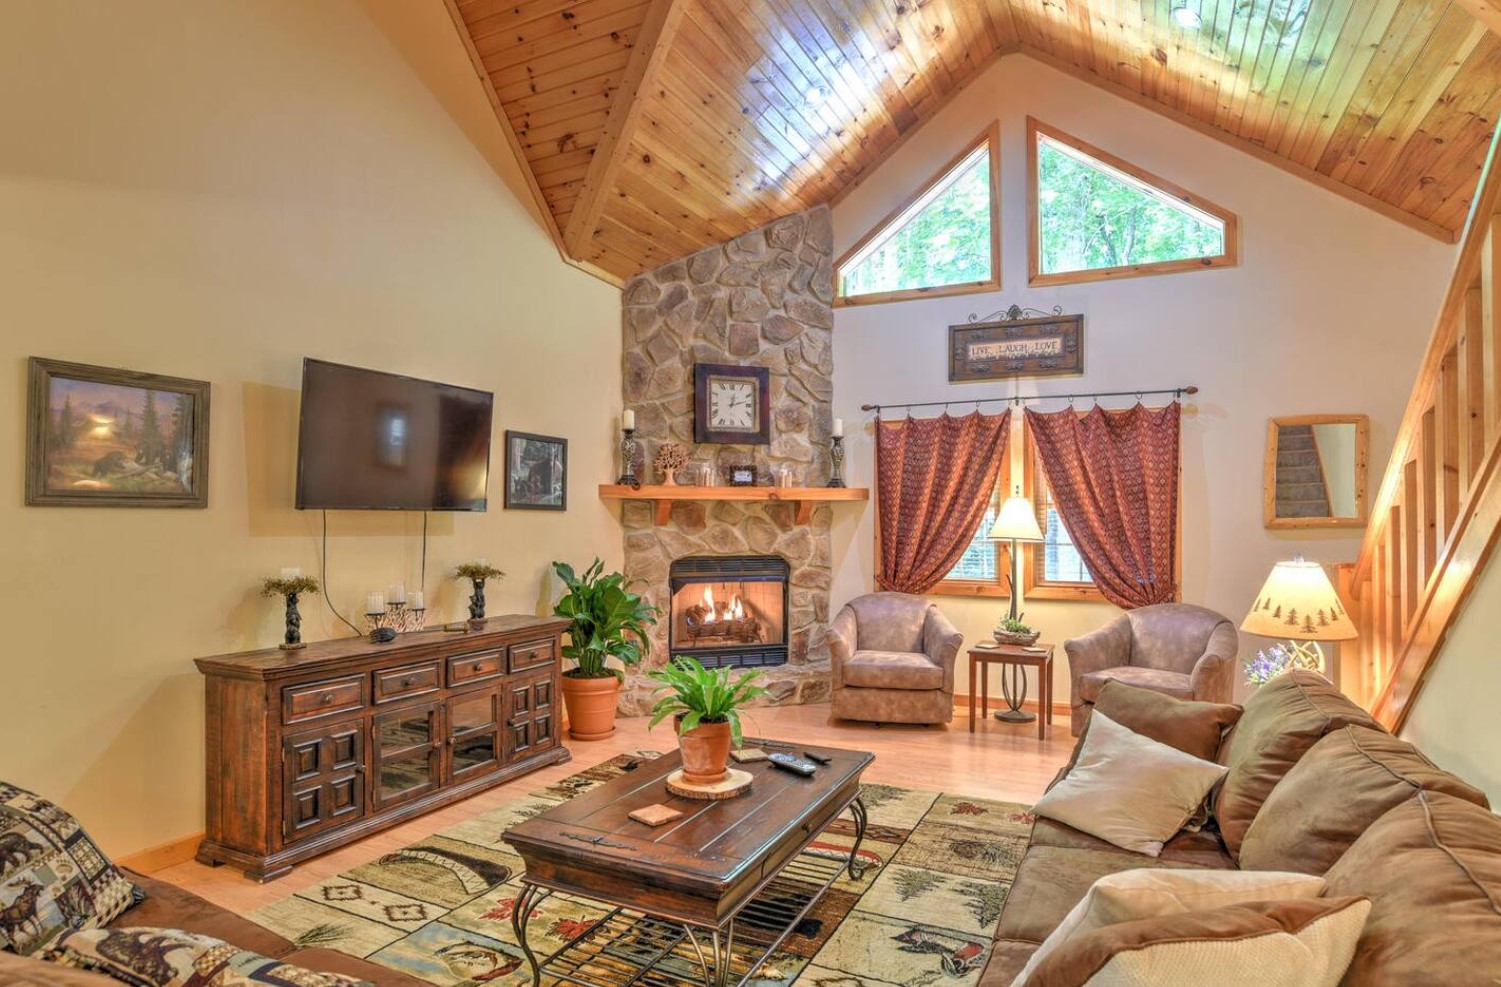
[261,575,320,598]
[551,559,658,681]
[998,615,1034,635]
[646,656,769,748]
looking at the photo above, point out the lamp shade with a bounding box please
[988,495,1045,543]
[1242,556,1357,641]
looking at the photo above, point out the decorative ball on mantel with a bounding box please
[654,442,689,486]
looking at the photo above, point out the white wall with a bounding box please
[0,0,621,856]
[829,56,1456,709]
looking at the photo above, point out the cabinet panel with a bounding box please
[282,675,365,725]
[447,689,503,783]
[281,724,365,842]
[508,638,557,674]
[374,661,441,704]
[373,702,442,811]
[448,650,504,687]
[505,674,556,762]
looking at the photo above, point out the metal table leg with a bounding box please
[996,661,1036,724]
[846,795,869,880]
[511,883,551,987]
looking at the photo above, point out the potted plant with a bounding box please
[647,657,769,785]
[993,614,1041,647]
[552,559,658,740]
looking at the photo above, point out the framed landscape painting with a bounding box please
[504,431,567,511]
[26,357,210,508]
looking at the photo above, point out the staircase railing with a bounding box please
[1345,129,1501,730]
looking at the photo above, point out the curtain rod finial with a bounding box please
[1183,386,1199,396]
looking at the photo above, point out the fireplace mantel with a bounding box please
[599,484,868,526]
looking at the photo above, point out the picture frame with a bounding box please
[694,363,772,445]
[949,312,1084,382]
[504,430,567,511]
[26,357,211,508]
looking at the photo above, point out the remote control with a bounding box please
[803,750,832,765]
[768,753,818,777]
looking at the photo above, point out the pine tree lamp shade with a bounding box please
[1241,555,1356,674]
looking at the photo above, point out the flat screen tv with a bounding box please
[295,359,493,511]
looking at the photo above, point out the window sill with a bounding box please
[930,580,1108,604]
[835,277,1000,308]
[1027,583,1109,603]
[1028,254,1235,288]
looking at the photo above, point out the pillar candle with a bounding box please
[622,409,636,431]
[366,592,385,614]
[280,567,301,580]
[832,418,844,438]
[411,591,425,611]
[388,583,406,605]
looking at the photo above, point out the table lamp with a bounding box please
[988,489,1046,624]
[1241,555,1357,675]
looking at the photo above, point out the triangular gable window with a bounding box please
[1029,118,1238,286]
[836,125,1000,305]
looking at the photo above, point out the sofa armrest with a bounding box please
[922,606,963,693]
[1189,622,1239,704]
[1063,615,1133,704]
[826,606,857,690]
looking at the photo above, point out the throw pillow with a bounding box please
[0,782,143,956]
[1018,896,1371,987]
[1094,681,1243,760]
[49,927,372,987]
[1011,868,1327,986]
[1031,712,1228,856]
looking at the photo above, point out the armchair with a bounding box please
[1064,603,1238,735]
[826,592,963,725]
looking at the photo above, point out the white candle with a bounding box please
[477,557,488,567]
[280,567,301,580]
[388,583,406,605]
[411,591,425,611]
[832,418,844,438]
[622,409,636,431]
[366,592,385,614]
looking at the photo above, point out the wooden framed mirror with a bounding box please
[1263,415,1369,529]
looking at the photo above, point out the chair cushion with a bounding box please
[842,650,943,690]
[1238,726,1491,876]
[1078,667,1193,703]
[1212,670,1379,860]
[846,592,928,653]
[1323,790,1501,986]
[0,782,142,956]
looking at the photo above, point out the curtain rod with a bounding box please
[859,385,1198,415]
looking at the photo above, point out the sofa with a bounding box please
[979,670,1501,985]
[826,592,963,725]
[0,869,427,986]
[1063,602,1238,735]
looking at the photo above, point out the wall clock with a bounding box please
[694,363,771,445]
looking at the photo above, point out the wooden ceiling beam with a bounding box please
[562,0,687,258]
[1455,0,1501,37]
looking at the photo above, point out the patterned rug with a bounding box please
[250,753,1034,987]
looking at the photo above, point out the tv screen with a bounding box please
[295,359,493,511]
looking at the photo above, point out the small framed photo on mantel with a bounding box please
[949,312,1084,383]
[26,357,211,508]
[504,430,567,511]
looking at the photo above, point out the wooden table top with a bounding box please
[969,642,1055,664]
[503,740,873,926]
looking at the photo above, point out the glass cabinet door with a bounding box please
[448,690,502,783]
[373,702,441,811]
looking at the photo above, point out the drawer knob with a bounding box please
[400,677,414,688]
[473,662,485,672]
[320,693,334,705]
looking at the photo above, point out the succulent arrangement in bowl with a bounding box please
[993,614,1041,646]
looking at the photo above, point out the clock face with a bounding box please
[709,378,758,431]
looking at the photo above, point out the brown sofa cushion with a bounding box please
[116,872,293,959]
[1238,727,1491,875]
[1094,681,1242,760]
[1323,790,1501,985]
[1213,671,1379,859]
[1078,666,1193,703]
[978,939,1039,987]
[0,949,121,985]
[841,650,943,690]
[1030,817,1235,870]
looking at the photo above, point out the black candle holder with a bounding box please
[618,427,642,489]
[454,562,505,630]
[260,575,321,652]
[827,435,847,488]
[468,578,487,623]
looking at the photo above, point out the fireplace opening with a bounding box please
[668,555,789,669]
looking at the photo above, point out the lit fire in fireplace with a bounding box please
[686,584,759,643]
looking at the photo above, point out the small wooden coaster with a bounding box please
[665,768,754,801]
[628,803,684,827]
[730,748,769,763]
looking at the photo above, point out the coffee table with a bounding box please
[502,740,874,987]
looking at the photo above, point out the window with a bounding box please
[1029,118,1238,288]
[836,124,1000,306]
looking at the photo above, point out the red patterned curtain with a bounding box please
[1026,403,1181,609]
[876,411,1010,594]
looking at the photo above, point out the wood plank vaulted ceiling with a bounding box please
[446,0,1501,285]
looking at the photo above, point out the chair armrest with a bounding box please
[1063,615,1132,702]
[826,606,857,690]
[1189,622,1239,704]
[922,606,963,693]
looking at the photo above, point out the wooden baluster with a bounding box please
[1418,408,1438,590]
[1370,534,1387,694]
[1482,219,1501,437]
[1459,286,1485,490]
[1436,345,1461,547]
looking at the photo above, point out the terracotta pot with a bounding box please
[677,716,733,785]
[560,674,620,741]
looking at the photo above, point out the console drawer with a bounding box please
[508,638,557,674]
[282,675,366,725]
[449,650,504,687]
[373,661,441,704]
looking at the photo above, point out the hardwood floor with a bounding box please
[157,702,1073,913]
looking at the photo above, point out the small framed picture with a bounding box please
[26,357,211,508]
[504,431,567,511]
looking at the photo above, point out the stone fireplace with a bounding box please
[616,205,835,715]
[669,555,790,669]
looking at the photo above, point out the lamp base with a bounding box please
[994,709,1037,724]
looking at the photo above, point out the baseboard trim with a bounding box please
[955,696,1071,718]
[118,832,204,875]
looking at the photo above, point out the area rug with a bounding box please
[250,753,1035,987]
